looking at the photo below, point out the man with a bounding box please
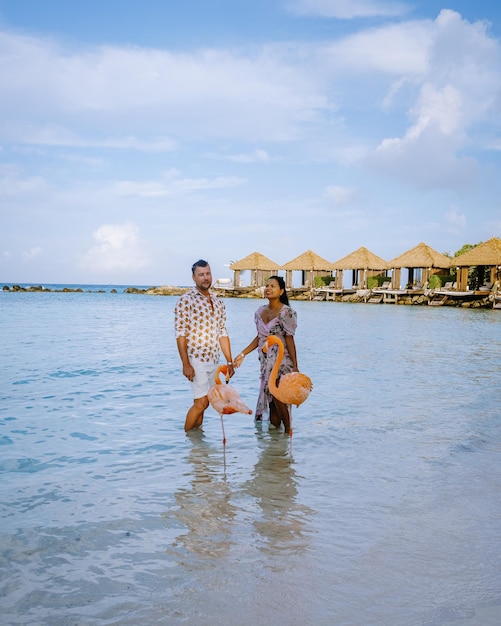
[175,259,235,431]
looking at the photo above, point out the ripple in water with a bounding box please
[0,293,500,624]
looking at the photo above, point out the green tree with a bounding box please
[446,242,484,288]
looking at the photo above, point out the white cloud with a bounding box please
[22,246,42,259]
[317,20,431,78]
[226,149,270,163]
[112,169,246,197]
[370,83,467,183]
[486,138,501,151]
[287,0,410,19]
[324,185,355,204]
[1,9,497,157]
[0,164,47,196]
[427,11,501,124]
[364,10,501,189]
[0,31,326,144]
[369,126,478,189]
[0,6,500,284]
[6,126,177,152]
[80,222,151,272]
[407,84,464,138]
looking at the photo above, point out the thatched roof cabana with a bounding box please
[331,246,388,289]
[281,249,333,288]
[229,251,281,287]
[453,237,501,291]
[387,242,451,289]
[454,237,501,266]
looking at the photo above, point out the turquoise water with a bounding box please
[1,290,500,625]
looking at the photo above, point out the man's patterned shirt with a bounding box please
[174,288,229,363]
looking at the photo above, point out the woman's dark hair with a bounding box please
[268,275,289,305]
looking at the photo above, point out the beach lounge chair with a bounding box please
[479,282,492,292]
[429,293,449,306]
[367,280,391,303]
[367,292,384,303]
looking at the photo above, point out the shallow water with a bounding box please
[1,291,500,625]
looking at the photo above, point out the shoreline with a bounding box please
[1,283,188,296]
[2,283,499,309]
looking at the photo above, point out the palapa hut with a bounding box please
[229,251,281,288]
[281,249,333,289]
[331,246,388,289]
[453,237,501,291]
[387,242,451,289]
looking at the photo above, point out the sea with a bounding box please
[1,284,500,626]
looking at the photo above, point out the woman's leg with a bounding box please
[270,398,291,432]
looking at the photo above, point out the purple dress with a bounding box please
[254,304,297,418]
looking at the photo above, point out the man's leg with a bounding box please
[184,396,209,431]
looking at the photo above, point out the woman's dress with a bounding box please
[254,304,297,418]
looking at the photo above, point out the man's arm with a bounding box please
[176,336,195,381]
[219,336,235,378]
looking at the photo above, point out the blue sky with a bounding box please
[1,0,500,286]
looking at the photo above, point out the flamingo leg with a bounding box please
[285,406,293,460]
[220,414,227,445]
[220,414,227,467]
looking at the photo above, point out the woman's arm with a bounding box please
[285,335,298,371]
[234,336,259,368]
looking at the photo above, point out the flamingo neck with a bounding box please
[214,364,228,384]
[268,337,284,393]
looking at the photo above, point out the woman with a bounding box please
[234,276,299,432]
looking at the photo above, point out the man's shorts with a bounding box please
[191,359,219,400]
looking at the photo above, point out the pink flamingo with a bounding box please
[208,365,252,451]
[263,335,312,436]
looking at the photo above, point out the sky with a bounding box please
[1,0,501,286]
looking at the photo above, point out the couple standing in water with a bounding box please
[174,259,301,433]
